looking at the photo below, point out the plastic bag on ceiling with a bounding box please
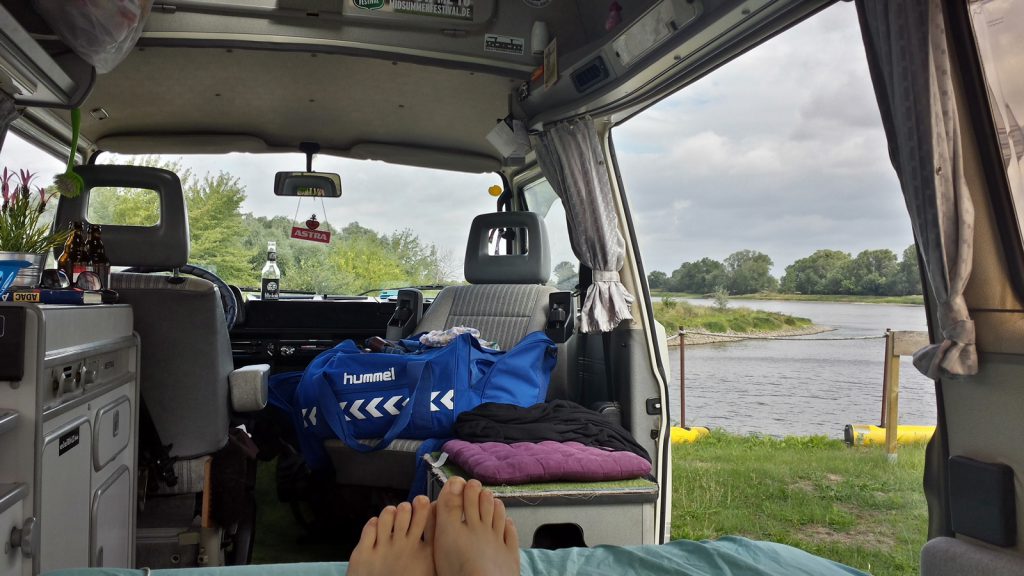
[34,0,153,74]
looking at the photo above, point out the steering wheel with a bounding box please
[121,264,239,330]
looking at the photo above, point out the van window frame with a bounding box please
[950,0,1024,300]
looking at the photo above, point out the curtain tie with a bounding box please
[592,270,620,282]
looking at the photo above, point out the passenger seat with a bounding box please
[324,211,570,492]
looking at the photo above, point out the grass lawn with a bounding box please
[672,432,928,576]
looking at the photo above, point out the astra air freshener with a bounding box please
[291,214,332,244]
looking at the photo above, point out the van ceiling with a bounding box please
[2,0,833,172]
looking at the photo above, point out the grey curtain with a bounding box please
[859,0,977,379]
[531,117,634,333]
[0,91,19,152]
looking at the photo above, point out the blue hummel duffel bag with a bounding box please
[272,331,557,469]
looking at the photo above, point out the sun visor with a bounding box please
[348,143,500,173]
[96,134,270,155]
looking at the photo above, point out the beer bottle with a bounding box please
[260,241,281,300]
[86,224,111,289]
[57,221,86,283]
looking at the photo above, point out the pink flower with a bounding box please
[0,167,11,203]
[17,169,35,198]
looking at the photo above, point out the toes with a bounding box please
[504,517,520,550]
[394,501,413,536]
[355,516,379,552]
[424,501,437,544]
[378,506,397,540]
[407,495,431,539]
[492,496,507,534]
[479,488,495,529]
[437,476,466,526]
[464,480,483,527]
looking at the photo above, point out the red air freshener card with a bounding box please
[290,226,331,243]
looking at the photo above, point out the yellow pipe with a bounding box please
[671,426,710,444]
[844,424,934,447]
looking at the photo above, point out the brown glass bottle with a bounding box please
[57,221,86,283]
[86,224,110,289]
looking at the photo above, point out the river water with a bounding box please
[665,299,936,439]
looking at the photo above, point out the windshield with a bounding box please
[1,135,503,296]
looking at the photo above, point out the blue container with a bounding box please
[0,260,31,298]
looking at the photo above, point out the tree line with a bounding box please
[88,159,455,294]
[648,246,921,296]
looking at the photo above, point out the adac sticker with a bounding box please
[353,0,385,9]
[484,34,525,56]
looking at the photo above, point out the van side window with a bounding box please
[967,1,1024,243]
[523,178,578,291]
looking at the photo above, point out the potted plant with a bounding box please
[0,168,69,289]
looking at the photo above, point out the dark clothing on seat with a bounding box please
[454,400,651,462]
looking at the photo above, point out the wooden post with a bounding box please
[880,329,892,427]
[884,330,900,461]
[678,329,686,428]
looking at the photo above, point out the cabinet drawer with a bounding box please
[94,396,131,471]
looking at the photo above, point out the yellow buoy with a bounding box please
[671,426,710,444]
[844,424,934,447]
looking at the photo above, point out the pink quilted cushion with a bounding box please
[441,439,651,485]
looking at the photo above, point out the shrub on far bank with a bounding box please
[653,300,811,334]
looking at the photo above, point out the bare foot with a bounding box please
[434,477,520,576]
[349,495,436,576]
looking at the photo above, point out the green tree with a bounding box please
[724,250,778,294]
[842,249,899,295]
[552,261,578,290]
[647,270,668,290]
[780,249,852,294]
[888,244,922,295]
[669,258,727,294]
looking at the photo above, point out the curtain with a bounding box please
[531,117,634,333]
[0,91,19,153]
[858,0,977,379]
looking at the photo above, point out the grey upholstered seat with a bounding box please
[56,165,232,460]
[325,211,562,492]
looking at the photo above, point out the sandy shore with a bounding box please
[666,324,835,346]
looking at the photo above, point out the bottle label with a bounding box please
[262,278,280,300]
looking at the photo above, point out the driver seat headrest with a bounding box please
[54,165,190,268]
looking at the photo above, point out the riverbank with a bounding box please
[652,291,924,305]
[666,323,835,345]
[672,432,927,576]
[736,292,924,305]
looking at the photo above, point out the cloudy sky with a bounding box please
[1,1,913,280]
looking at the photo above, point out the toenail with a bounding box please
[450,480,464,495]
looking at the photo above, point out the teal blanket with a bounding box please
[45,537,870,576]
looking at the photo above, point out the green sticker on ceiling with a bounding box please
[353,0,385,9]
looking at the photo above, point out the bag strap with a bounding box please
[315,360,428,453]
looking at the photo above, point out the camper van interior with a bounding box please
[0,0,1023,575]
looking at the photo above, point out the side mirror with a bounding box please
[274,172,342,197]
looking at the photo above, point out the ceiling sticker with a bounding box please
[353,0,385,9]
[485,34,525,56]
[352,0,472,19]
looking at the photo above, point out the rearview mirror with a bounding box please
[274,172,343,197]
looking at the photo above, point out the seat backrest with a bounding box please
[416,211,555,351]
[55,165,231,459]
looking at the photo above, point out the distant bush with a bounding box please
[652,300,811,334]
